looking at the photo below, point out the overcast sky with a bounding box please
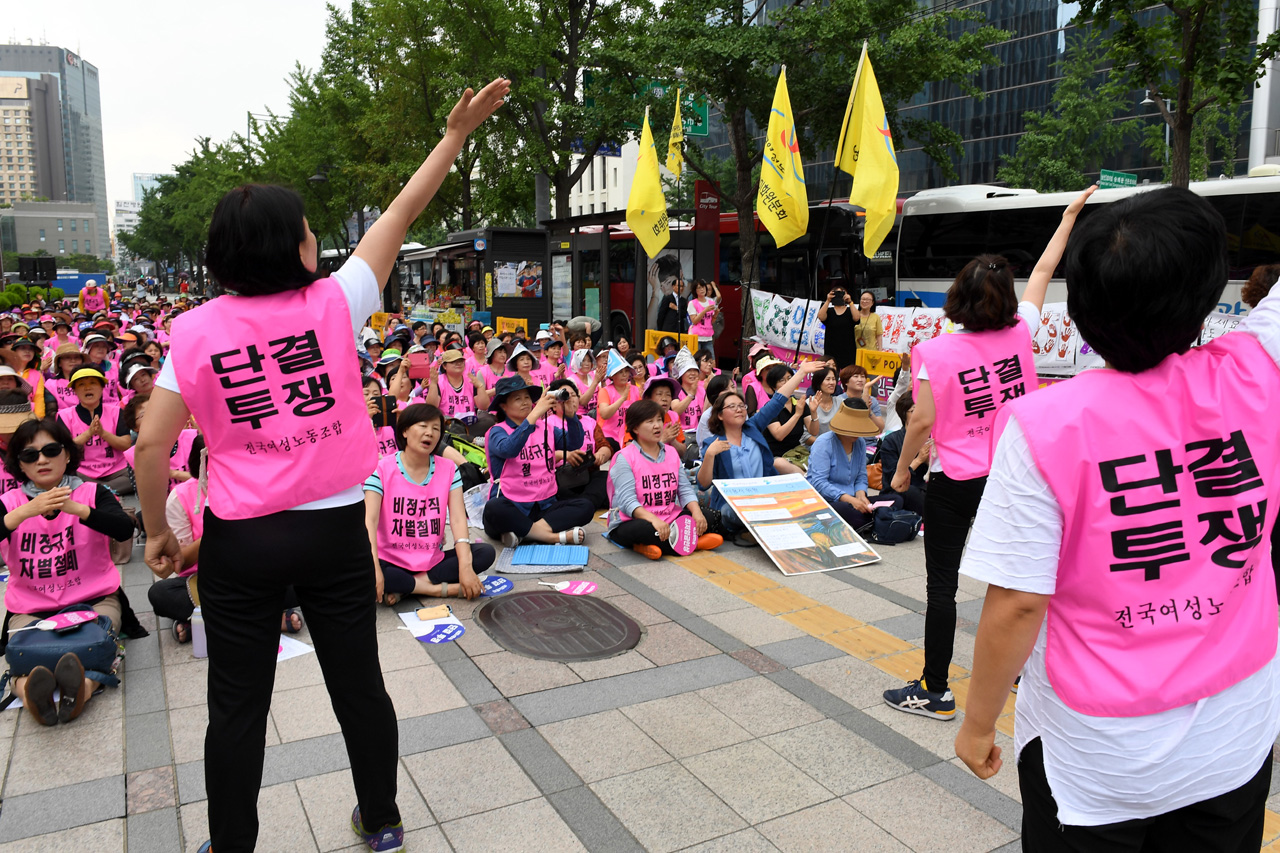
[12,0,347,225]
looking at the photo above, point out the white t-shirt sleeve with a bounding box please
[1016,300,1042,332]
[1237,285,1280,368]
[156,352,179,393]
[332,255,381,338]
[960,413,1063,595]
[165,488,195,546]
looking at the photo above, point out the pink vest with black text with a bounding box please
[374,425,399,458]
[437,374,476,421]
[171,477,205,578]
[374,453,454,573]
[688,297,717,337]
[58,404,126,478]
[487,419,557,503]
[168,279,376,519]
[679,384,706,432]
[82,288,107,313]
[911,319,1035,480]
[606,442,684,524]
[548,413,597,460]
[46,377,78,410]
[0,483,118,613]
[1001,332,1280,717]
[598,383,640,445]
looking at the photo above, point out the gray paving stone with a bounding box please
[438,657,502,705]
[682,740,832,823]
[125,807,181,853]
[763,720,913,796]
[595,565,698,622]
[757,636,846,669]
[419,636,467,664]
[440,796,587,851]
[990,842,1022,853]
[921,759,1022,831]
[175,761,205,805]
[956,597,985,624]
[830,570,925,612]
[499,727,584,794]
[547,786,646,853]
[758,798,910,852]
[765,669,859,721]
[0,774,125,842]
[512,655,755,726]
[870,612,928,641]
[124,633,162,671]
[590,762,747,853]
[831,710,942,771]
[682,828,781,852]
[123,665,167,716]
[678,615,748,652]
[397,706,491,756]
[125,711,173,773]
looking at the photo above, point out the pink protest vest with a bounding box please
[1002,332,1280,717]
[487,419,557,503]
[688,298,717,337]
[82,289,106,313]
[374,453,455,574]
[437,374,476,421]
[741,372,764,408]
[58,404,126,479]
[679,384,706,432]
[168,279,377,519]
[606,442,685,524]
[171,477,205,578]
[547,414,597,461]
[375,425,399,458]
[46,377,78,410]
[0,483,118,614]
[597,383,640,445]
[912,319,1035,480]
[479,366,505,392]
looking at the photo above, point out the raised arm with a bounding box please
[1023,184,1096,313]
[353,78,509,288]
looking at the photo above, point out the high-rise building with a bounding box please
[133,172,168,203]
[0,44,108,259]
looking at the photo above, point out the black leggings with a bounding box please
[482,495,595,541]
[147,576,300,625]
[1018,737,1271,851]
[199,502,399,852]
[921,471,987,694]
[379,544,498,595]
[609,510,693,555]
[556,468,610,510]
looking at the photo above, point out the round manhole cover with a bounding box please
[475,590,643,662]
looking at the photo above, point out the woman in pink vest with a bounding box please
[546,378,612,509]
[607,399,719,559]
[596,350,640,451]
[134,77,509,853]
[46,344,84,411]
[566,349,601,416]
[421,348,493,438]
[956,187,1280,851]
[686,279,721,347]
[364,403,495,605]
[879,189,1094,722]
[1,417,135,726]
[482,375,596,548]
[58,368,134,496]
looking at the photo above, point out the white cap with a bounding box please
[85,279,97,287]
[536,330,552,341]
[125,364,158,388]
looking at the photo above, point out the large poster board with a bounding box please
[712,474,880,575]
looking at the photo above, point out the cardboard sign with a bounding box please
[855,348,902,377]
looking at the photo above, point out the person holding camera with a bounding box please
[817,285,857,371]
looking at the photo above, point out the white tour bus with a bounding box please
[894,175,1280,316]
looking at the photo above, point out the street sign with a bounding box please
[642,82,709,137]
[1098,169,1137,189]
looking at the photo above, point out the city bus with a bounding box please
[895,175,1280,315]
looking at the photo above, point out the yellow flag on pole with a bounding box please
[835,44,899,257]
[756,67,808,248]
[627,107,671,258]
[666,89,684,177]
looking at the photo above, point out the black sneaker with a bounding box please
[882,679,957,720]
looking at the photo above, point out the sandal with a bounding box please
[173,620,191,644]
[281,609,304,634]
[558,527,585,545]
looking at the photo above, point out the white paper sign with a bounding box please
[754,522,816,551]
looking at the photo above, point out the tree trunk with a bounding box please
[461,169,474,231]
[552,172,572,221]
[726,106,759,288]
[1170,114,1194,189]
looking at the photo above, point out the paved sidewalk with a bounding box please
[1,512,1278,852]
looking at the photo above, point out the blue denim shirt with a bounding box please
[806,430,869,504]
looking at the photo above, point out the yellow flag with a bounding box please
[756,67,808,248]
[627,107,671,258]
[835,44,899,257]
[666,89,684,177]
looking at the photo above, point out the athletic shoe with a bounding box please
[1011,676,1020,694]
[882,679,956,720]
[351,806,405,853]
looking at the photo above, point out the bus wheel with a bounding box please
[610,312,631,347]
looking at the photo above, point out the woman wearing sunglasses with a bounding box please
[0,417,135,726]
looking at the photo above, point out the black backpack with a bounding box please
[870,508,922,545]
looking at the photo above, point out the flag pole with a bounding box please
[791,44,868,368]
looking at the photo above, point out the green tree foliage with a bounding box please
[1076,0,1280,188]
[998,31,1139,191]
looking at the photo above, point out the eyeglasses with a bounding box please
[17,442,64,464]
[722,404,748,412]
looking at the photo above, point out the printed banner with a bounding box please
[712,474,881,575]
[855,348,902,377]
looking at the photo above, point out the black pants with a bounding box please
[882,483,926,515]
[921,471,986,694]
[609,510,694,555]
[833,493,903,530]
[482,495,595,541]
[200,502,399,852]
[1018,737,1271,851]
[147,576,299,625]
[556,468,609,510]
[379,544,498,595]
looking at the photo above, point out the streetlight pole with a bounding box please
[1141,90,1173,164]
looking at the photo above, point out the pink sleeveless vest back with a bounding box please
[374,453,455,573]
[912,319,1035,480]
[168,279,376,519]
[0,483,119,613]
[1002,332,1280,717]
[58,404,125,479]
[606,442,685,524]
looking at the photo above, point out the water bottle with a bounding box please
[190,607,207,659]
